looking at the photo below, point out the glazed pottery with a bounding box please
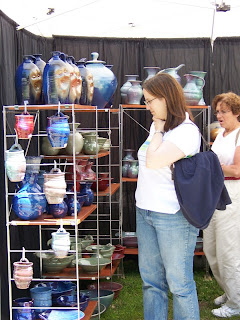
[33,54,46,104]
[72,257,111,273]
[120,75,138,104]
[15,112,34,139]
[90,303,106,318]
[88,281,123,300]
[41,136,59,156]
[80,289,114,310]
[127,160,139,178]
[66,194,81,216]
[97,137,107,151]
[34,252,74,273]
[39,310,85,320]
[83,134,100,155]
[25,155,43,174]
[67,56,82,104]
[65,123,84,155]
[144,67,160,81]
[48,201,68,218]
[86,243,115,259]
[91,177,113,192]
[209,121,222,141]
[5,143,26,182]
[13,257,33,289]
[56,293,89,311]
[158,64,185,84]
[85,52,118,109]
[122,160,130,177]
[105,64,114,107]
[101,138,110,151]
[189,71,207,105]
[183,74,205,106]
[47,112,70,149]
[12,171,47,220]
[43,51,70,104]
[84,161,96,180]
[50,226,70,258]
[43,168,66,204]
[79,181,94,206]
[30,286,52,314]
[123,149,135,161]
[15,55,42,105]
[76,58,94,105]
[13,297,36,320]
[126,80,143,105]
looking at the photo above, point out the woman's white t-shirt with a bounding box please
[211,127,240,165]
[135,113,201,214]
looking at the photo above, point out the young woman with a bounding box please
[203,92,240,318]
[135,73,201,320]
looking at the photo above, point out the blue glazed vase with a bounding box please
[47,112,70,148]
[15,55,42,105]
[48,201,68,218]
[76,58,94,105]
[66,194,81,216]
[13,298,36,320]
[79,181,94,206]
[12,172,47,220]
[127,160,139,178]
[85,52,118,108]
[43,51,70,104]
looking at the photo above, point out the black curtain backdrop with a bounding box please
[1,9,240,319]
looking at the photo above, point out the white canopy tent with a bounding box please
[1,0,240,41]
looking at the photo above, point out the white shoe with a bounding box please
[214,293,227,306]
[212,304,240,318]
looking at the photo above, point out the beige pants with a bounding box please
[203,180,240,309]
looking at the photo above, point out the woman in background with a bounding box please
[203,92,240,318]
[135,73,201,320]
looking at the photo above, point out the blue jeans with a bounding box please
[136,207,200,320]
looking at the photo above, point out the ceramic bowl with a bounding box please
[87,281,123,299]
[72,257,111,273]
[90,303,106,318]
[56,293,89,311]
[85,244,115,258]
[112,252,125,261]
[80,289,114,310]
[98,172,109,179]
[122,236,138,248]
[34,253,74,273]
[114,244,125,254]
[39,309,84,320]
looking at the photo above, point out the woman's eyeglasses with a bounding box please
[144,98,157,106]
[214,110,231,116]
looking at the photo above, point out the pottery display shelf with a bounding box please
[44,151,110,161]
[122,177,137,182]
[93,183,120,197]
[9,205,97,226]
[43,258,122,280]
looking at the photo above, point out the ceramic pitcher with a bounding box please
[13,257,33,289]
[183,74,205,106]
[43,168,66,204]
[5,143,26,182]
[158,64,185,84]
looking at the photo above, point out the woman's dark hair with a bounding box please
[142,73,193,131]
[212,92,240,121]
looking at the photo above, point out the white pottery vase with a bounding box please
[65,123,84,155]
[50,227,70,258]
[5,144,26,182]
[43,168,66,204]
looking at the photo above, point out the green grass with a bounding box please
[100,256,240,320]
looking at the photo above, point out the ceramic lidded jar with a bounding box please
[13,257,33,289]
[65,123,84,155]
[85,52,118,108]
[5,143,26,182]
[43,168,67,204]
[15,112,34,139]
[50,226,70,258]
[15,55,42,105]
[47,112,70,149]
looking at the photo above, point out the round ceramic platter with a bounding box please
[40,310,85,320]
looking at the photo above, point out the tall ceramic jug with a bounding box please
[85,52,118,108]
[67,56,82,104]
[183,74,205,106]
[120,75,139,104]
[158,64,185,84]
[189,71,207,105]
[76,58,94,105]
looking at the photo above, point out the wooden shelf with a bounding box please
[122,177,137,182]
[43,259,122,280]
[83,301,97,320]
[9,205,97,226]
[93,183,120,196]
[4,104,119,113]
[44,151,110,160]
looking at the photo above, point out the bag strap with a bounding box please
[235,128,240,146]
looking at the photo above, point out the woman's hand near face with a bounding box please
[153,117,165,132]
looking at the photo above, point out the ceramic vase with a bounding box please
[13,257,33,289]
[66,195,81,216]
[76,58,94,105]
[50,227,70,258]
[65,123,84,155]
[85,52,118,108]
[144,67,160,81]
[120,75,139,104]
[122,160,130,177]
[83,134,101,155]
[189,71,207,105]
[33,54,46,104]
[47,112,70,149]
[41,136,59,156]
[85,161,97,180]
[48,201,68,219]
[15,55,42,105]
[127,160,139,178]
[158,64,185,84]
[30,286,52,314]
[127,80,143,104]
[123,149,135,161]
[183,74,205,106]
[5,144,26,182]
[67,56,82,104]
[43,51,70,104]
[43,168,66,204]
[79,181,94,206]
[13,298,36,320]
[15,112,34,139]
